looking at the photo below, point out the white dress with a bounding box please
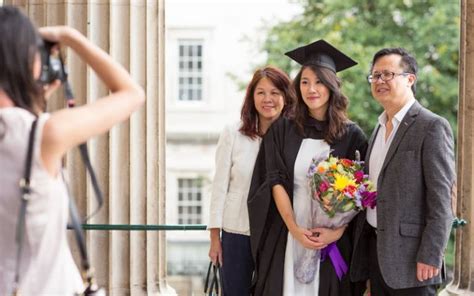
[283,138,330,296]
[0,107,83,295]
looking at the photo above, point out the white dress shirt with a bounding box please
[367,98,416,228]
[207,122,261,235]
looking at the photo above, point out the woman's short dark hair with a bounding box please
[0,6,43,115]
[239,66,296,139]
[293,65,349,144]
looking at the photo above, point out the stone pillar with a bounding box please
[87,0,111,288]
[108,1,132,293]
[129,0,147,292]
[440,0,474,295]
[6,1,172,295]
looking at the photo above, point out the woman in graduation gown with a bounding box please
[248,40,368,296]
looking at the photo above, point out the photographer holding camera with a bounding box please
[0,6,145,295]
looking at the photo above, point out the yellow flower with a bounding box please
[333,173,357,191]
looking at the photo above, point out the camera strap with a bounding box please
[12,118,38,295]
[78,143,104,219]
[62,170,103,294]
[60,57,104,294]
[59,52,103,219]
[58,53,103,293]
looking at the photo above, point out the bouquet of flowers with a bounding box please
[308,153,377,217]
[294,151,377,284]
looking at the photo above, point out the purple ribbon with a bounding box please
[320,242,348,281]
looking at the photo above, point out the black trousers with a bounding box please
[366,222,436,296]
[221,230,254,296]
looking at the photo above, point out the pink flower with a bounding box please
[354,171,364,183]
[319,180,330,193]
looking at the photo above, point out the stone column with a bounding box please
[130,0,147,293]
[440,0,474,295]
[108,1,132,293]
[6,1,172,295]
[87,0,111,288]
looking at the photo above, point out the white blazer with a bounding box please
[207,122,261,235]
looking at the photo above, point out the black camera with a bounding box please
[38,39,66,84]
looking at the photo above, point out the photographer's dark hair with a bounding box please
[294,65,349,144]
[0,6,43,115]
[239,66,296,139]
[371,47,418,95]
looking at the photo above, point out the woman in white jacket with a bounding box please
[0,6,144,295]
[207,66,295,295]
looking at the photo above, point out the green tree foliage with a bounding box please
[261,0,460,135]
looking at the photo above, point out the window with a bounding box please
[178,40,203,101]
[177,178,203,224]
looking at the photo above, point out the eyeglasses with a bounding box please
[367,71,412,84]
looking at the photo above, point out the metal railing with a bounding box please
[73,218,467,231]
[76,224,207,231]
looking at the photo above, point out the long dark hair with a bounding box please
[0,6,43,115]
[293,65,349,144]
[239,66,296,139]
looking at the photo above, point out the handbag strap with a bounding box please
[204,262,220,295]
[12,118,38,295]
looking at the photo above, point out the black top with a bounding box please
[248,115,368,296]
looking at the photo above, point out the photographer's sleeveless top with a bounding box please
[0,107,83,295]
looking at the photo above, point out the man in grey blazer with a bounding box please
[350,48,456,295]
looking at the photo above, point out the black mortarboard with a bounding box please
[285,39,357,72]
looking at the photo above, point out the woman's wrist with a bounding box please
[209,228,221,240]
[287,223,299,236]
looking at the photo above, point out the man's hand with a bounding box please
[416,262,439,282]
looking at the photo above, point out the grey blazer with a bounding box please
[350,101,455,289]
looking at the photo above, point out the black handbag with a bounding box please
[204,261,222,296]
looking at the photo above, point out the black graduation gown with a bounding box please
[248,116,368,296]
